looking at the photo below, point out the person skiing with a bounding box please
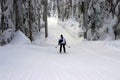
[58,34,66,53]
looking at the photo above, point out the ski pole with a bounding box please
[55,45,59,48]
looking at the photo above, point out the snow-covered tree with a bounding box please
[82,0,120,40]
[0,0,48,45]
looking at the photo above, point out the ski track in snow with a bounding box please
[0,17,120,80]
[47,17,82,45]
[0,44,120,80]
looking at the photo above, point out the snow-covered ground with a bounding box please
[33,17,83,46]
[0,17,120,80]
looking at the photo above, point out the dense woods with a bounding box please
[0,0,48,45]
[0,0,120,45]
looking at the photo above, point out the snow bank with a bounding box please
[10,30,31,45]
[0,29,14,45]
[32,31,52,46]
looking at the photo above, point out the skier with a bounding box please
[58,34,66,53]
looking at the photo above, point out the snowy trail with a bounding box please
[47,17,82,45]
[1,41,120,80]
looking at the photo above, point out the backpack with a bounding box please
[59,39,63,44]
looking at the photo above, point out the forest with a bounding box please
[1,1,120,79]
[0,0,120,45]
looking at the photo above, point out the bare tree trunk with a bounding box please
[28,0,32,41]
[78,1,81,17]
[13,0,18,31]
[43,0,48,38]
[69,0,72,16]
[38,11,41,32]
[13,0,23,31]
[37,0,41,32]
[83,0,88,39]
[1,0,7,32]
[57,0,61,18]
[1,13,4,32]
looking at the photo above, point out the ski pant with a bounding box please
[60,44,66,53]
